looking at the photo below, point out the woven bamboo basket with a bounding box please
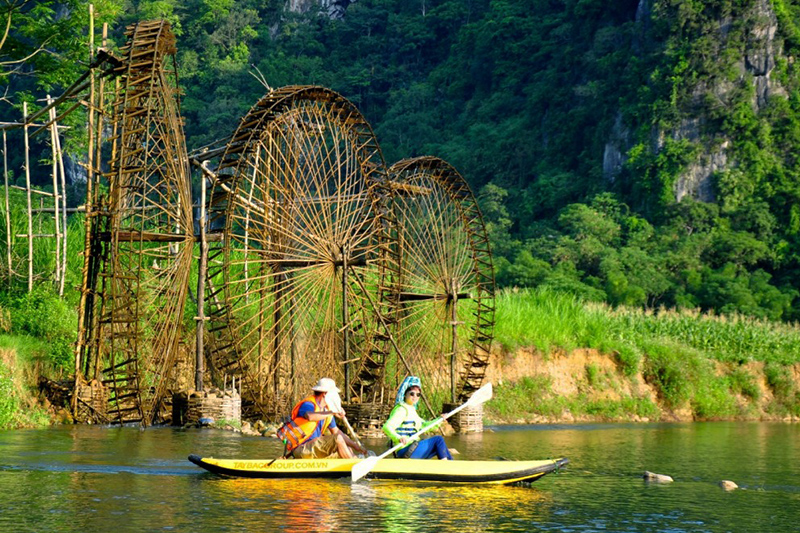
[344,402,393,439]
[442,402,484,433]
[74,380,109,423]
[177,388,241,426]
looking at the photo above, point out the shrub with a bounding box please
[614,344,642,377]
[642,342,695,408]
[764,363,800,416]
[486,376,553,418]
[585,363,602,388]
[691,378,738,420]
[728,368,761,400]
[0,287,77,373]
[0,361,18,429]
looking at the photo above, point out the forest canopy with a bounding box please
[3,0,800,321]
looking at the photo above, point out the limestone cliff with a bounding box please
[286,0,356,20]
[603,0,788,203]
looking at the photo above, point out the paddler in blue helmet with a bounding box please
[382,376,453,460]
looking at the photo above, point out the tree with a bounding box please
[1,0,120,90]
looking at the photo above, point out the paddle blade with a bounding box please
[351,455,380,482]
[327,390,343,414]
[465,382,493,408]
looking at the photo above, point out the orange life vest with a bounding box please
[277,394,332,454]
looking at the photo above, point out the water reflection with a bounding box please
[0,423,798,532]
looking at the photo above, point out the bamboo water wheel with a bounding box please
[384,157,495,415]
[76,20,194,426]
[203,86,398,420]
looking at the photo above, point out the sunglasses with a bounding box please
[407,391,421,397]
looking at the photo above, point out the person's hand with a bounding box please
[400,437,409,444]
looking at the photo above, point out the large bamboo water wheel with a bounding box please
[383,156,495,415]
[203,86,398,420]
[76,20,194,426]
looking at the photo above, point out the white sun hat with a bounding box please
[311,377,340,393]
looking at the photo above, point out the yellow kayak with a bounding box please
[188,454,568,484]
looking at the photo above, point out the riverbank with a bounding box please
[483,347,800,424]
[485,288,800,423]
[2,287,800,428]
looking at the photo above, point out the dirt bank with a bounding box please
[483,347,800,424]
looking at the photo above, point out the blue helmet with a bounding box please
[395,375,422,406]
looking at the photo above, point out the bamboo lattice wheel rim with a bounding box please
[88,20,194,425]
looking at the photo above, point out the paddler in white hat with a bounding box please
[278,377,368,459]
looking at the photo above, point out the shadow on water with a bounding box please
[0,422,798,532]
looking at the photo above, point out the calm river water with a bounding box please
[0,422,798,532]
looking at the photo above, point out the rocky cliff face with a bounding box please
[286,0,356,19]
[604,0,787,203]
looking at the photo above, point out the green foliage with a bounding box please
[0,287,77,374]
[764,362,800,415]
[585,363,602,388]
[485,376,553,418]
[642,341,698,409]
[691,377,739,420]
[0,360,18,429]
[494,288,800,418]
[9,0,800,323]
[727,367,761,401]
[614,344,642,377]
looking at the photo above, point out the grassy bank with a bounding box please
[0,288,79,429]
[485,288,800,422]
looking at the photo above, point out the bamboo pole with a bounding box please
[93,21,106,209]
[342,247,350,402]
[54,110,68,296]
[74,3,95,411]
[2,131,10,284]
[195,176,207,392]
[48,96,62,288]
[450,280,458,403]
[23,102,33,292]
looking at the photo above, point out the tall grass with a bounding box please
[495,288,800,366]
[493,287,800,420]
[493,288,606,353]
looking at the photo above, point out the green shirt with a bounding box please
[382,402,429,446]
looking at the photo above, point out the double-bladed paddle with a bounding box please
[351,382,493,482]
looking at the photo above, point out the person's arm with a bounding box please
[304,411,338,421]
[297,399,342,422]
[382,405,409,445]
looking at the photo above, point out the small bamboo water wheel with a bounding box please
[384,157,495,417]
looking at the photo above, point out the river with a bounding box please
[0,422,797,532]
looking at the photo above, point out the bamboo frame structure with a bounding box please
[4,12,497,427]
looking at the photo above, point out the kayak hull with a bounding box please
[188,454,568,484]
